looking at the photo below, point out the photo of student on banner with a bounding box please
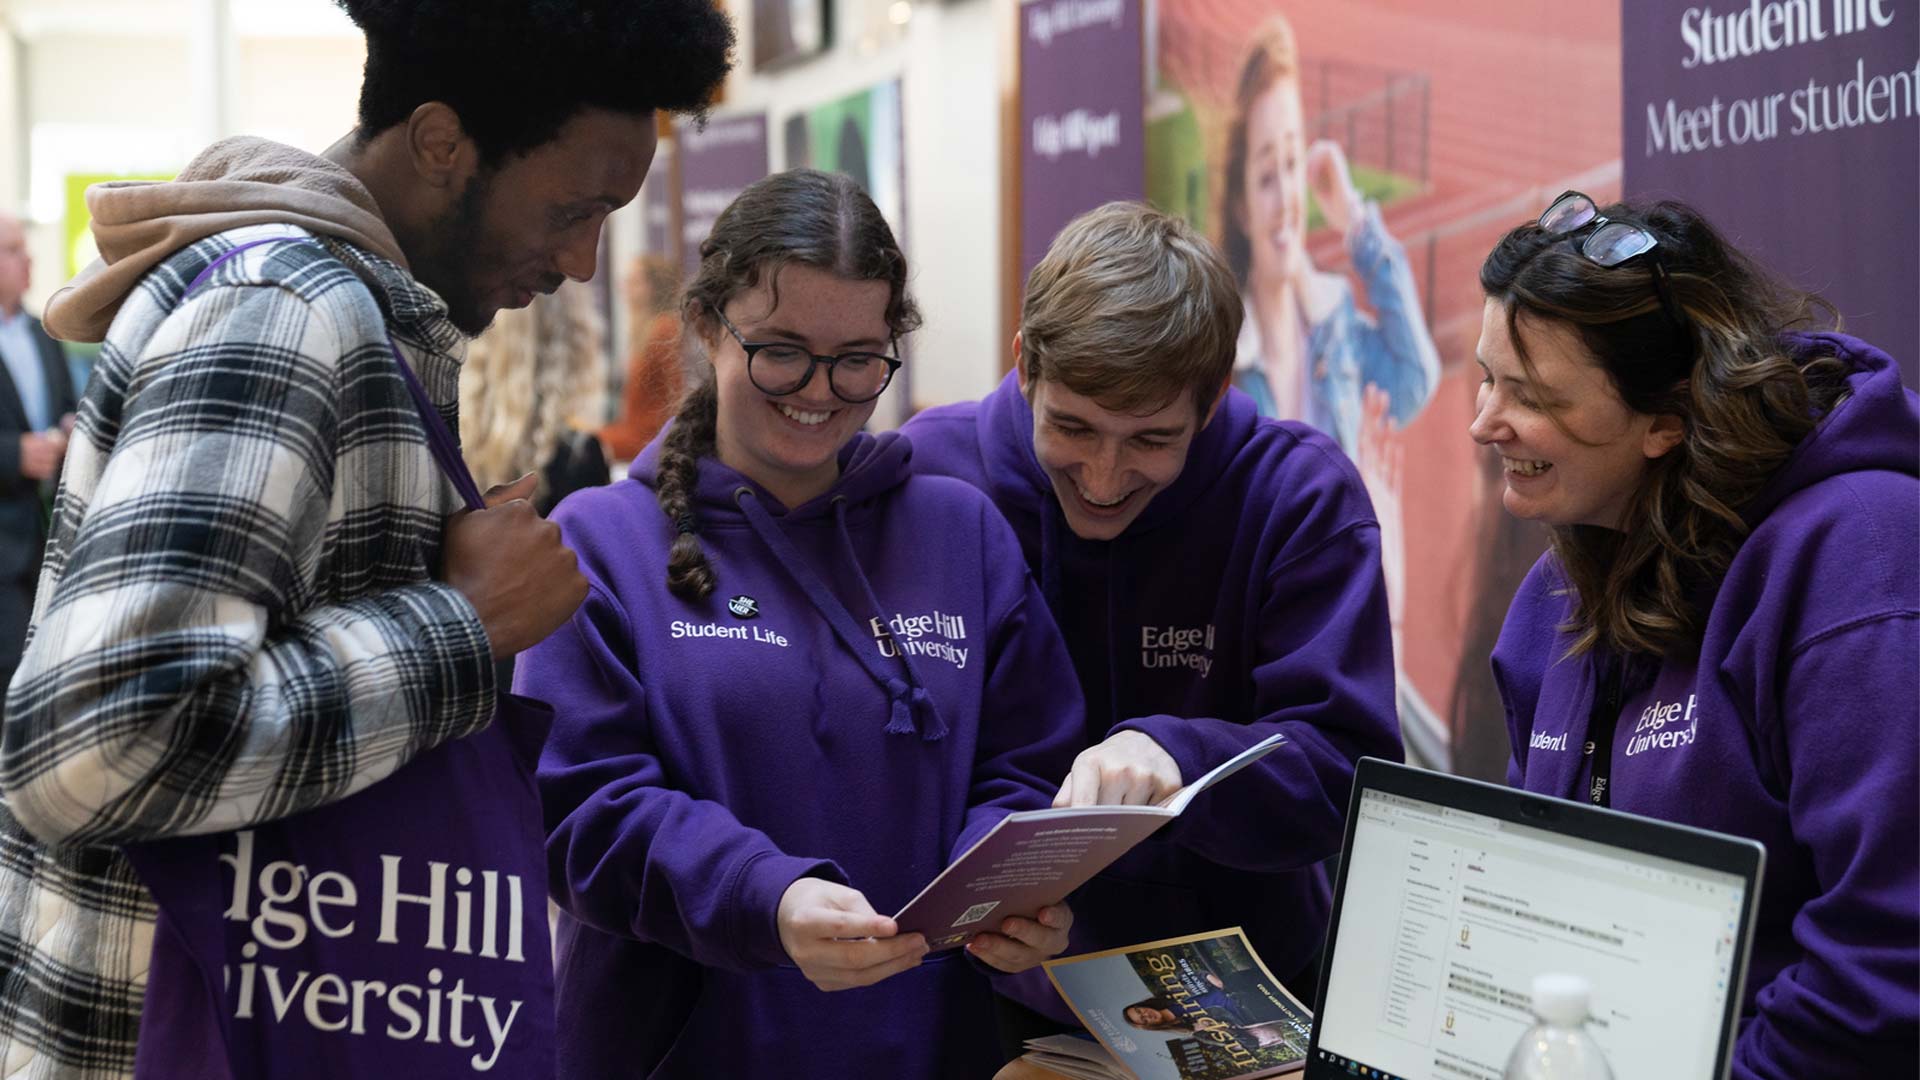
[1480,193,1919,1077]
[520,169,1085,1079]
[1158,9,1444,768]
[1220,15,1439,449]
[1139,0,1655,782]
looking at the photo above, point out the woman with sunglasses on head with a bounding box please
[1475,192,1918,1077]
[514,169,1084,1078]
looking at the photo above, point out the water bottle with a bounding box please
[1502,973,1615,1080]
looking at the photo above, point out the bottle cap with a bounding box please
[1530,973,1592,1026]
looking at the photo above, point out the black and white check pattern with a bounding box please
[0,225,497,1078]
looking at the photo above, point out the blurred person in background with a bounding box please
[0,210,76,700]
[599,253,687,463]
[462,279,613,515]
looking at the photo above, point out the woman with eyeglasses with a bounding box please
[514,169,1084,1078]
[1475,193,1917,1076]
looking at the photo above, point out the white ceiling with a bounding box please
[2,0,358,40]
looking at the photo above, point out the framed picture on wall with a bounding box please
[753,0,829,71]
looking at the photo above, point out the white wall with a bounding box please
[7,14,362,310]
[899,0,1009,409]
[15,34,180,307]
[25,33,195,130]
[233,35,365,150]
[720,0,1007,411]
[1,29,21,214]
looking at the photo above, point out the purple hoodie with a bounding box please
[903,374,1404,1020]
[1495,333,1919,1079]
[514,430,1083,1079]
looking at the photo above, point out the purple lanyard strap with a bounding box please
[186,236,487,511]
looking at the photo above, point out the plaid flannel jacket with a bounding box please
[0,225,497,1078]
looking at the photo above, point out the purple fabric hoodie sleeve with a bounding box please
[1116,513,1403,872]
[526,583,845,972]
[948,505,1084,861]
[1734,617,1918,1077]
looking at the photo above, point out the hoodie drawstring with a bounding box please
[830,496,948,741]
[1038,499,1064,613]
[731,487,948,741]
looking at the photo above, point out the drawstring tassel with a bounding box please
[883,679,948,741]
[885,678,919,737]
[910,684,947,742]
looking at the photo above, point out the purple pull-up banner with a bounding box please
[1018,0,1146,287]
[679,113,771,278]
[1624,0,1919,378]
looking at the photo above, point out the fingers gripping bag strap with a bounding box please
[187,240,548,764]
[122,236,557,1079]
[183,235,549,766]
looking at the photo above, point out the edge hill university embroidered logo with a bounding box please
[727,595,760,619]
[1140,624,1216,677]
[870,609,970,669]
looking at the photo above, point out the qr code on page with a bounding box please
[951,901,1000,927]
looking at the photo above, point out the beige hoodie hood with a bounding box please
[44,136,410,343]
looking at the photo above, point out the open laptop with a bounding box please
[1303,758,1765,1080]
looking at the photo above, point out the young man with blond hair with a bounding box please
[904,202,1403,1045]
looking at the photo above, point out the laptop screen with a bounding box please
[1310,780,1756,1080]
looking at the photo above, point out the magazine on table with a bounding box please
[1028,927,1312,1080]
[893,733,1289,949]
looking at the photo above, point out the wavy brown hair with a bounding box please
[1220,16,1300,286]
[657,168,920,600]
[1480,198,1850,658]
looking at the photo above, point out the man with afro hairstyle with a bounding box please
[0,2,733,1076]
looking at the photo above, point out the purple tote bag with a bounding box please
[122,238,558,1079]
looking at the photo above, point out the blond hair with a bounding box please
[458,281,607,499]
[1021,201,1242,415]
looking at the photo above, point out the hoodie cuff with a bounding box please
[727,850,850,969]
[1111,714,1218,792]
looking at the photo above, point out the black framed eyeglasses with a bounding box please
[711,307,901,404]
[1538,190,1688,337]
